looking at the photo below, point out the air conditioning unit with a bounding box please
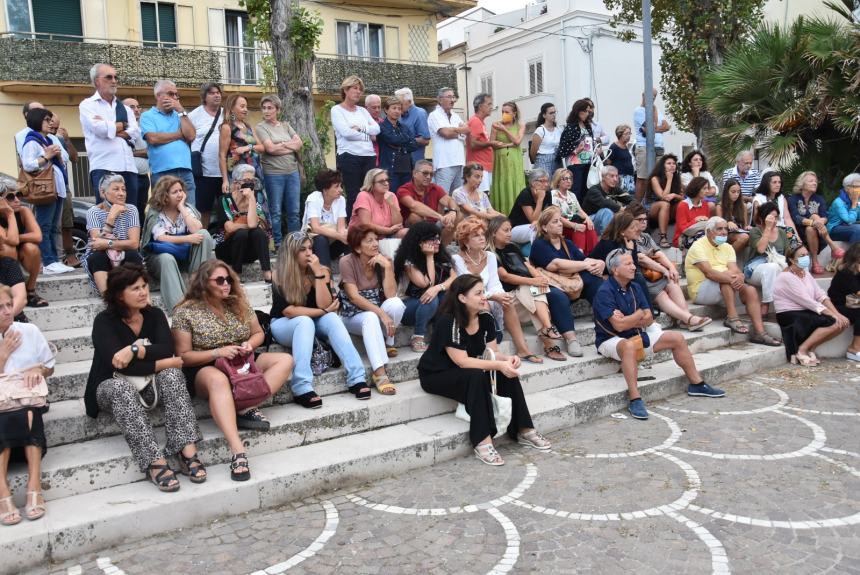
[438,38,451,51]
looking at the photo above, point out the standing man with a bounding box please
[633,89,671,202]
[140,80,197,206]
[188,82,223,227]
[466,93,500,193]
[364,94,383,166]
[395,87,431,163]
[122,98,150,218]
[79,63,139,204]
[48,114,82,268]
[427,87,469,194]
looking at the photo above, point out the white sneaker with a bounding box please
[43,262,72,274]
[847,350,860,362]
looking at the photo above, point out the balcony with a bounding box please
[0,34,456,100]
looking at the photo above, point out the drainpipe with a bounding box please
[560,0,572,115]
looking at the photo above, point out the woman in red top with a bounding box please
[673,177,711,248]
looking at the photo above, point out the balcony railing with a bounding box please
[0,34,456,99]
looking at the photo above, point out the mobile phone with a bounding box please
[529,286,540,296]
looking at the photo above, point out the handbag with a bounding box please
[593,290,647,363]
[0,364,49,413]
[16,165,57,206]
[191,108,221,178]
[641,267,664,282]
[148,237,191,261]
[454,348,513,438]
[766,245,787,269]
[311,337,334,376]
[214,353,272,412]
[113,372,158,410]
[537,239,583,299]
[338,287,382,318]
[846,294,860,309]
[586,147,611,188]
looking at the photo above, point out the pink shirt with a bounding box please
[350,191,400,230]
[773,269,828,314]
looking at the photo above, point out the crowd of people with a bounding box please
[2,69,859,525]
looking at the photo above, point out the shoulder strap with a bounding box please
[560,238,572,260]
[199,108,221,154]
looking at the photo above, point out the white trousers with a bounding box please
[341,297,406,370]
[747,262,781,304]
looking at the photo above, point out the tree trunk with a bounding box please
[269,0,324,172]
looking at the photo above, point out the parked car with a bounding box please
[71,197,94,261]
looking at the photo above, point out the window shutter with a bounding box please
[141,3,158,45]
[536,61,543,93]
[157,3,177,46]
[32,0,82,39]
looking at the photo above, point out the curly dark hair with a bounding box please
[393,221,452,281]
[565,99,592,127]
[647,153,681,198]
[103,263,150,319]
[680,150,709,174]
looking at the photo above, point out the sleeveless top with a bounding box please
[226,123,260,174]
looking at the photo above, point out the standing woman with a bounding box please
[331,76,380,219]
[377,97,418,193]
[218,94,264,195]
[418,274,550,466]
[788,171,844,275]
[338,225,405,395]
[270,232,371,406]
[645,153,684,248]
[529,103,561,176]
[256,94,303,248]
[606,125,636,196]
[489,102,527,216]
[555,99,595,201]
[550,167,598,254]
[716,179,751,255]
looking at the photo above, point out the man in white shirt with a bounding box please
[188,82,224,227]
[427,87,470,194]
[122,98,150,217]
[79,63,139,204]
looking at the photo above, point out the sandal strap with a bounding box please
[230,453,248,470]
[544,345,562,354]
[148,463,176,486]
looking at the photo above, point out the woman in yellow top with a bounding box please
[489,102,526,215]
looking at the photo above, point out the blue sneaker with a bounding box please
[687,382,726,398]
[628,398,649,420]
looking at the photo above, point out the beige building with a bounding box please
[0,0,474,194]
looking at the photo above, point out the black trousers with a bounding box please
[136,174,150,219]
[420,367,534,447]
[86,249,144,275]
[836,304,860,336]
[215,227,270,273]
[312,234,349,268]
[336,153,376,221]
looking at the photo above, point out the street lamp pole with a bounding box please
[642,0,655,173]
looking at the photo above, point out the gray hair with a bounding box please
[528,168,549,185]
[260,94,282,109]
[98,173,126,196]
[395,87,414,103]
[437,87,455,99]
[153,79,176,97]
[89,63,111,86]
[365,94,381,105]
[472,92,490,112]
[231,163,256,181]
[842,173,860,189]
[735,150,753,162]
[414,159,433,172]
[600,165,619,178]
[705,216,726,233]
[606,248,631,273]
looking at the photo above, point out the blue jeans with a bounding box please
[545,286,575,333]
[830,224,860,244]
[270,312,366,396]
[90,169,139,207]
[592,208,615,235]
[264,170,301,246]
[151,168,196,207]
[402,293,444,336]
[34,196,64,265]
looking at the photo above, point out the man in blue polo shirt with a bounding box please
[593,249,724,419]
[140,79,197,205]
[395,87,431,163]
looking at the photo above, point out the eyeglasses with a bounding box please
[375,179,390,185]
[714,226,729,232]
[163,91,180,98]
[422,237,441,244]
[288,231,310,243]
[4,192,23,202]
[560,176,572,181]
[211,276,234,286]
[418,171,433,177]
[100,74,118,81]
[441,95,458,101]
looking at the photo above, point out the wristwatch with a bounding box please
[130,344,139,357]
[179,111,188,117]
[108,239,114,248]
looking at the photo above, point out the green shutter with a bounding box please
[32,0,82,40]
[141,3,158,46]
[158,3,177,46]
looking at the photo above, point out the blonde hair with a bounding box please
[792,170,818,195]
[455,216,487,250]
[175,260,252,324]
[340,75,365,100]
[361,168,389,193]
[148,175,184,212]
[550,167,572,190]
[273,233,314,306]
[535,206,562,240]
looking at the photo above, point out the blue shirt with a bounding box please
[529,237,586,269]
[140,107,192,173]
[400,105,430,162]
[593,276,651,348]
[633,106,664,148]
[827,191,860,232]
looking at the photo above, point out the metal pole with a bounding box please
[642,0,655,173]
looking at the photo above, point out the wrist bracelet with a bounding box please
[211,348,219,359]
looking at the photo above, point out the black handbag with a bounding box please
[191,108,221,178]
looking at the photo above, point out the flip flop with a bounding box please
[518,353,544,364]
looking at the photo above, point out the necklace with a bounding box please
[463,249,486,268]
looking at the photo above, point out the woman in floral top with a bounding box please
[550,167,597,254]
[218,93,265,196]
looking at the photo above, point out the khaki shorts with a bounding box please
[635,146,664,179]
[597,322,664,361]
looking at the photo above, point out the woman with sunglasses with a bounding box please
[172,260,293,481]
[0,188,46,307]
[270,232,371,407]
[349,168,407,239]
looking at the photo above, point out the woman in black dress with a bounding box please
[828,241,860,362]
[418,274,551,466]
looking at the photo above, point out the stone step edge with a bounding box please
[0,343,787,574]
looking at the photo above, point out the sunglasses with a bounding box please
[4,192,23,202]
[100,74,119,81]
[211,275,234,286]
[375,179,390,185]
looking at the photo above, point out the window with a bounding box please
[336,21,384,60]
[528,58,544,95]
[141,2,176,48]
[480,73,493,97]
[225,10,257,85]
[6,0,82,40]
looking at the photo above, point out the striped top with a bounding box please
[85,204,140,239]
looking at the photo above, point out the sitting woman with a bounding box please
[417,274,551,466]
[141,176,215,313]
[349,168,407,239]
[679,149,717,207]
[488,216,567,361]
[338,225,406,395]
[0,189,45,307]
[826,172,860,244]
[508,168,554,245]
[746,201,791,317]
[644,154,684,248]
[773,245,851,366]
[0,285,54,525]
[82,174,143,294]
[172,260,293,481]
[752,171,799,241]
[85,264,204,493]
[590,211,711,331]
[673,176,712,248]
[715,178,751,255]
[270,231,370,407]
[302,168,348,268]
[212,164,272,282]
[452,164,504,221]
[788,171,844,275]
[828,242,860,362]
[550,167,598,254]
[393,222,457,353]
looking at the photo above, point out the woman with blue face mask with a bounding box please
[773,245,851,366]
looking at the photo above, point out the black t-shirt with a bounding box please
[417,312,496,374]
[828,269,860,307]
[588,239,639,273]
[270,280,332,318]
[509,188,552,228]
[405,259,452,299]
[496,244,532,292]
[608,143,634,177]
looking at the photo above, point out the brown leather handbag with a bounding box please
[17,165,57,206]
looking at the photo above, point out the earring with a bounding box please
[230,113,236,122]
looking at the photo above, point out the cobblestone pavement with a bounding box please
[33,361,860,575]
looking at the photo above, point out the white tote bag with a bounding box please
[454,348,513,437]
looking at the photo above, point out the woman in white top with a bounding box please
[528,103,562,177]
[330,75,380,219]
[452,164,504,221]
[680,150,717,211]
[752,171,799,238]
[302,169,348,268]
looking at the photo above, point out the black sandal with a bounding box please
[26,292,48,308]
[146,462,180,492]
[230,452,250,482]
[178,452,207,484]
[294,391,323,409]
[348,383,372,400]
[537,325,563,340]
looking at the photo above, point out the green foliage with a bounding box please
[603,0,766,135]
[290,7,323,60]
[300,100,336,201]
